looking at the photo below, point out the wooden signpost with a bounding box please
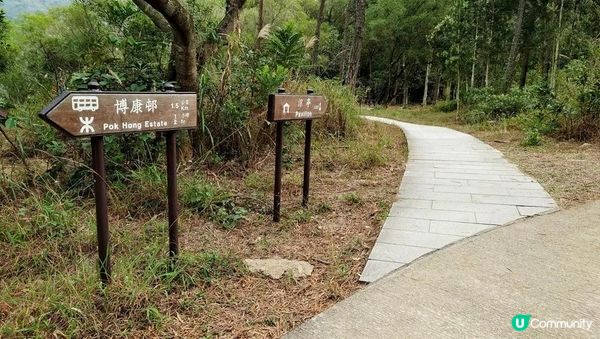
[39,81,197,284]
[267,89,328,222]
[40,90,196,137]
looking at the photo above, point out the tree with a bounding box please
[132,0,197,92]
[502,0,526,92]
[0,0,8,72]
[133,0,246,156]
[257,0,264,35]
[343,0,366,90]
[549,0,564,89]
[132,0,247,93]
[311,0,327,67]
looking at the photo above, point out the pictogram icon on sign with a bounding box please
[72,96,99,112]
[79,117,95,134]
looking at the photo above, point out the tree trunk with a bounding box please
[434,74,441,103]
[135,0,246,157]
[471,20,478,88]
[198,0,247,67]
[519,46,530,88]
[456,68,461,112]
[138,0,197,93]
[423,63,431,106]
[502,0,526,93]
[311,0,327,67]
[339,0,355,77]
[550,0,564,89]
[485,58,490,87]
[444,80,451,101]
[257,0,264,35]
[402,55,408,105]
[344,0,366,90]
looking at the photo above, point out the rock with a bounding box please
[244,258,314,279]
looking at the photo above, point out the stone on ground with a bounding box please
[244,258,313,279]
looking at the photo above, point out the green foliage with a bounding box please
[434,100,457,112]
[0,191,84,243]
[181,177,247,229]
[521,127,542,146]
[266,23,307,70]
[0,0,8,72]
[341,192,362,205]
[308,78,360,137]
[141,250,245,289]
[290,209,312,223]
[463,88,529,123]
[122,165,168,216]
[556,43,600,140]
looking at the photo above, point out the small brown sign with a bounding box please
[39,91,197,137]
[267,94,327,122]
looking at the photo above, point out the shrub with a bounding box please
[555,44,600,140]
[434,100,457,112]
[474,89,528,120]
[181,177,246,229]
[284,78,361,138]
[516,109,559,136]
[522,128,542,146]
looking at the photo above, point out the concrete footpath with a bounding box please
[359,117,558,282]
[286,201,600,338]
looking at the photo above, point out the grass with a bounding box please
[0,120,407,337]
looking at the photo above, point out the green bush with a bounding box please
[522,128,542,146]
[287,78,361,138]
[474,89,528,120]
[461,86,552,124]
[434,100,457,112]
[181,177,247,229]
[555,44,600,140]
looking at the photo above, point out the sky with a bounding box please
[2,0,72,19]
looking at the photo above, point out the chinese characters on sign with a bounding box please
[267,94,328,122]
[39,92,198,137]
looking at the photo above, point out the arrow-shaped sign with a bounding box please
[267,94,328,122]
[39,91,197,137]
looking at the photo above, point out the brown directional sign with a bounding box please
[39,91,197,137]
[267,94,328,122]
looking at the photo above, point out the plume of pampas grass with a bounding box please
[305,36,318,49]
[257,24,271,40]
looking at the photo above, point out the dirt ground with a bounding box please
[4,106,598,337]
[172,122,407,337]
[0,121,408,338]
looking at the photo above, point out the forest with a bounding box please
[0,0,599,337]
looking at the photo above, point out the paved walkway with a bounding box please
[359,117,558,282]
[286,201,600,338]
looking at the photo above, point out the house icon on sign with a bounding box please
[283,102,290,114]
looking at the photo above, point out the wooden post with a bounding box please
[164,83,179,258]
[302,89,314,207]
[273,88,285,222]
[88,80,111,285]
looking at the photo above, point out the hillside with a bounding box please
[1,0,71,19]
